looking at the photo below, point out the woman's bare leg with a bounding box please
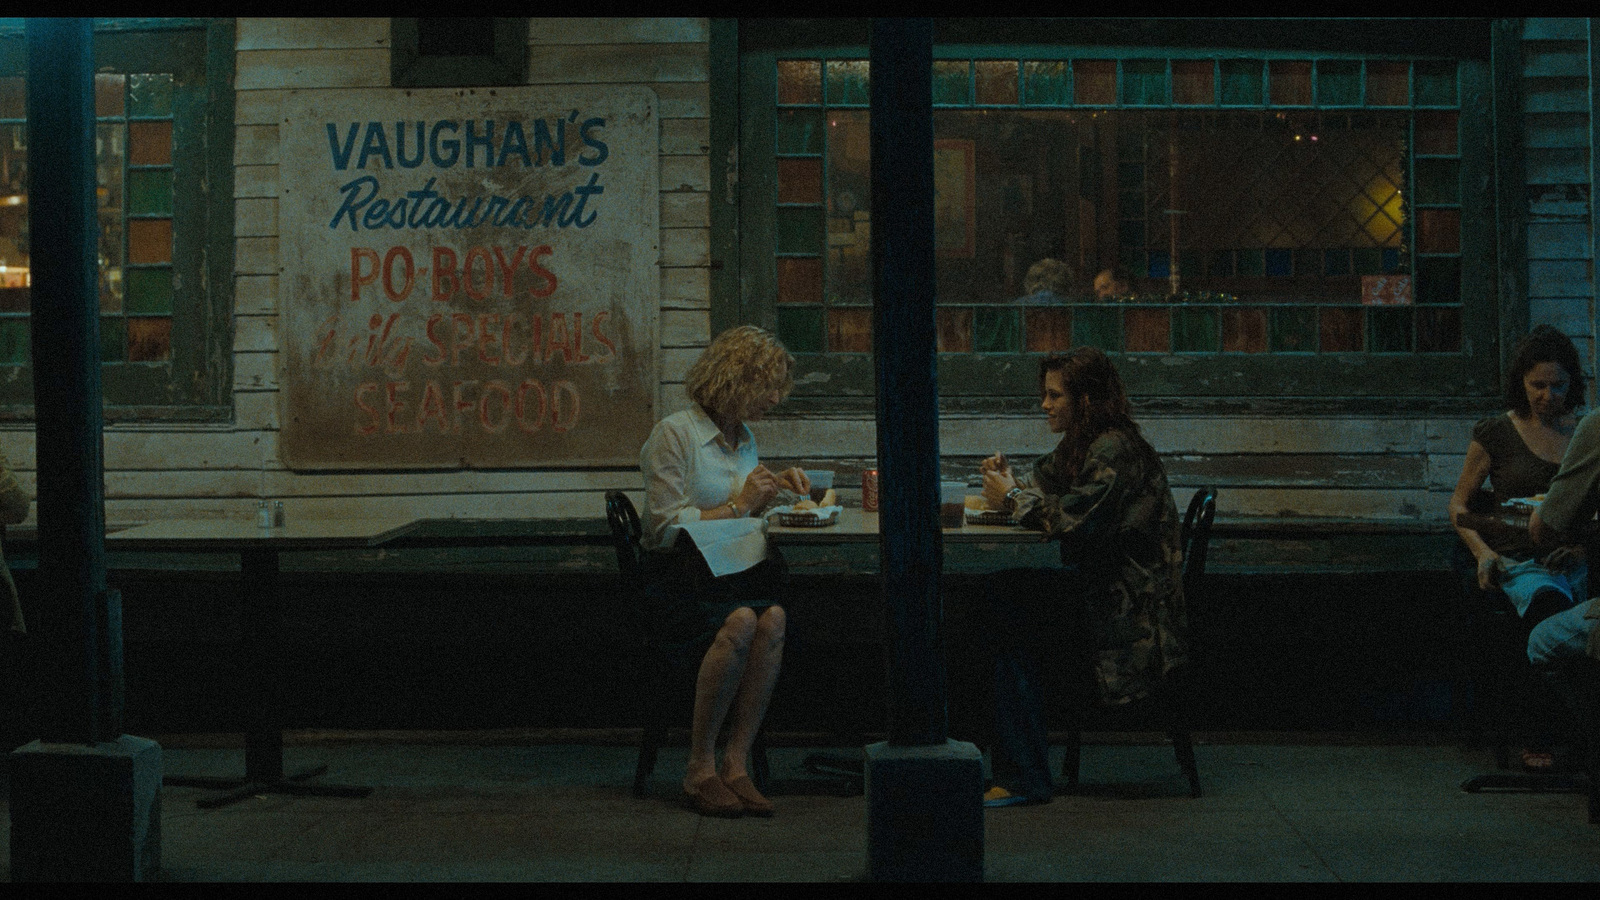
[720,606,786,783]
[683,608,758,791]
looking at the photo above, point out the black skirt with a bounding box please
[641,540,787,668]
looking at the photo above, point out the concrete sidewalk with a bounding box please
[3,731,1598,882]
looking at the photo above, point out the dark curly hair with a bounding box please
[1039,346,1149,475]
[1504,324,1585,416]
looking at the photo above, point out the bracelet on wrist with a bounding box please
[727,500,742,518]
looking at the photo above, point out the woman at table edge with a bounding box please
[1,447,31,641]
[976,346,1187,807]
[1449,324,1587,770]
[638,325,810,819]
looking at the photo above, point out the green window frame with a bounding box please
[730,20,1501,414]
[0,18,234,421]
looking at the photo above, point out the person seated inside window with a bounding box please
[1451,324,1589,771]
[1014,258,1077,304]
[973,347,1186,806]
[1092,266,1133,300]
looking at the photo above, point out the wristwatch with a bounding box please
[1004,486,1024,510]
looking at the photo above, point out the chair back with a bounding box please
[604,490,644,578]
[1179,487,1217,598]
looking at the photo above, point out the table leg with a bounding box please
[164,546,372,809]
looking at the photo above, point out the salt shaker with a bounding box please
[257,499,273,528]
[273,500,286,527]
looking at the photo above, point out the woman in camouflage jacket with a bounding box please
[977,347,1187,806]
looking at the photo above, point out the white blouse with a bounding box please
[639,405,769,572]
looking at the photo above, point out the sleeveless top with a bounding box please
[1472,413,1562,558]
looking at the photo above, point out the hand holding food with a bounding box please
[737,465,780,513]
[776,467,812,496]
[982,467,1016,511]
[979,452,1010,476]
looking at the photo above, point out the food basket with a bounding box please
[964,507,1015,526]
[769,505,842,527]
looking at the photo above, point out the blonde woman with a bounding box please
[639,325,809,818]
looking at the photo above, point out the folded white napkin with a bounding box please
[664,517,770,578]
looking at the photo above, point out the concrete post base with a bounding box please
[864,738,984,882]
[8,735,163,882]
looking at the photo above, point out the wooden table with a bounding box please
[105,515,421,808]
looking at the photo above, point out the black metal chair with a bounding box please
[1056,486,1213,798]
[604,490,769,798]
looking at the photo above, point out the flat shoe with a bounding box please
[723,775,775,817]
[685,774,743,818]
[983,786,1046,808]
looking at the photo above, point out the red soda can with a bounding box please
[862,469,879,512]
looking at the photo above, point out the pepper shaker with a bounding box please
[257,499,273,528]
[273,500,286,528]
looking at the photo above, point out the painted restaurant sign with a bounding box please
[277,87,659,469]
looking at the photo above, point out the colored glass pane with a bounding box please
[128,169,173,216]
[1124,308,1170,352]
[1416,306,1461,352]
[937,308,973,353]
[1208,251,1236,277]
[1237,249,1265,277]
[1073,306,1120,351]
[1172,60,1214,105]
[1415,257,1461,305]
[777,158,823,205]
[100,316,125,362]
[777,60,822,105]
[1413,158,1459,204]
[825,60,870,106]
[1293,249,1321,277]
[1317,60,1361,106]
[94,74,125,117]
[828,308,872,352]
[973,307,1019,353]
[1368,306,1412,353]
[1323,249,1351,277]
[975,61,1017,105]
[0,288,27,314]
[1353,248,1384,276]
[1024,308,1072,352]
[932,61,971,105]
[0,318,28,364]
[1219,59,1264,105]
[1222,307,1268,352]
[126,316,172,362]
[1265,249,1292,276]
[1415,112,1459,155]
[1268,60,1311,106]
[96,123,124,218]
[1073,60,1116,105]
[100,267,122,313]
[775,207,823,254]
[1320,307,1364,352]
[1172,308,1219,353]
[1121,59,1167,106]
[128,219,172,265]
[127,73,173,117]
[1413,61,1457,106]
[1021,61,1069,106]
[776,306,824,353]
[776,257,823,305]
[1147,251,1169,279]
[125,267,173,314]
[129,120,172,166]
[1366,61,1409,106]
[776,109,823,154]
[1416,208,1460,253]
[1270,307,1318,352]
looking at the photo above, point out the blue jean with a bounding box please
[1527,598,1597,667]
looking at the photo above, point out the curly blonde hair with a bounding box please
[684,325,795,422]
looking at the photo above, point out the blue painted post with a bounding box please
[26,17,117,744]
[870,18,945,747]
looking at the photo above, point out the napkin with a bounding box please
[664,516,770,578]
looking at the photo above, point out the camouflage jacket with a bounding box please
[1013,428,1187,705]
[0,447,30,638]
